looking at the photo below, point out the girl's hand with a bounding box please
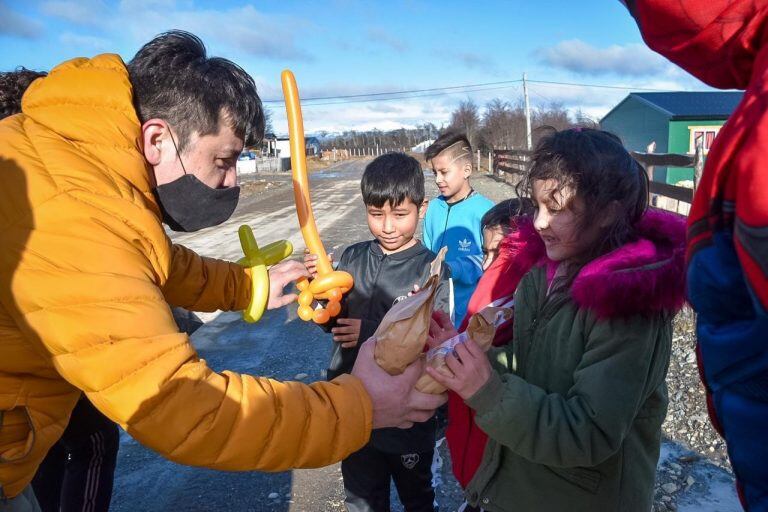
[427,310,458,349]
[331,318,361,348]
[303,250,333,279]
[425,337,492,400]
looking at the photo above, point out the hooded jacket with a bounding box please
[0,54,371,499]
[464,209,686,512]
[629,2,768,508]
[445,217,544,488]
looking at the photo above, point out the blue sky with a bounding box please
[0,0,708,133]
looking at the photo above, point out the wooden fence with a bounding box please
[492,140,704,215]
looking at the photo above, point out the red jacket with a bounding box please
[445,217,544,488]
[630,2,768,508]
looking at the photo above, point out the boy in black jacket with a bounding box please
[305,153,451,512]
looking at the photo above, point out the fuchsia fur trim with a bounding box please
[570,209,687,318]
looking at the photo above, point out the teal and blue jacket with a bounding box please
[423,191,494,326]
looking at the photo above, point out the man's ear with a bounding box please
[419,200,428,219]
[141,118,171,166]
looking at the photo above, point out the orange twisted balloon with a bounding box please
[282,69,353,323]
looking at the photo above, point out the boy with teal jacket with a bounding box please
[423,132,494,326]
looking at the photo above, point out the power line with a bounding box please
[261,77,674,108]
[528,79,668,92]
[284,84,525,107]
[261,79,523,104]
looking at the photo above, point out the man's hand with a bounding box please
[332,318,361,348]
[267,260,310,309]
[351,337,448,429]
[303,250,333,279]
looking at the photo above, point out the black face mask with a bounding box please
[153,174,240,232]
[151,130,240,232]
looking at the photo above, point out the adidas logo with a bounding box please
[458,238,472,252]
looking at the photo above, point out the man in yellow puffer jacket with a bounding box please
[0,31,446,507]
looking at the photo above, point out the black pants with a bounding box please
[341,442,436,512]
[32,397,119,512]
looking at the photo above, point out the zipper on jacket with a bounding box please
[434,189,475,250]
[435,205,452,250]
[521,274,569,377]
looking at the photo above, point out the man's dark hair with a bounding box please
[481,198,535,232]
[0,67,47,119]
[361,153,425,207]
[425,131,472,164]
[127,30,264,151]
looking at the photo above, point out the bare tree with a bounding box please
[573,108,599,129]
[318,98,598,155]
[263,106,274,135]
[480,98,527,151]
[449,99,481,148]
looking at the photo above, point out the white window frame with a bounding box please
[688,125,721,154]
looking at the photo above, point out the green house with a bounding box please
[601,91,743,184]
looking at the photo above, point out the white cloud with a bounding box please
[0,4,43,39]
[454,51,494,71]
[37,1,313,61]
[523,74,713,122]
[40,0,108,27]
[366,27,408,53]
[121,4,314,61]
[59,32,111,51]
[537,39,670,77]
[270,97,454,134]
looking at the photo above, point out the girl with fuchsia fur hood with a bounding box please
[428,128,687,512]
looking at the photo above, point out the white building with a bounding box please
[275,138,291,159]
[411,139,435,153]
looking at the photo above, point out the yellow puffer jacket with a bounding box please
[0,54,372,499]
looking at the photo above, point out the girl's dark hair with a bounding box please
[361,152,425,208]
[0,67,47,119]
[127,30,264,151]
[518,128,649,264]
[481,198,535,233]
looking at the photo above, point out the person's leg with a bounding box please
[389,450,436,512]
[31,441,66,512]
[57,398,120,512]
[341,443,391,512]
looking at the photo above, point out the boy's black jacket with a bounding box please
[320,239,452,454]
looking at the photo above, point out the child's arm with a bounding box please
[428,313,667,468]
[445,254,485,286]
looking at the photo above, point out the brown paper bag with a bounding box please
[414,306,513,394]
[373,247,447,375]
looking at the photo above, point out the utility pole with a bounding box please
[523,72,532,150]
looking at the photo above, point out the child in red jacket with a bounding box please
[445,198,544,492]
